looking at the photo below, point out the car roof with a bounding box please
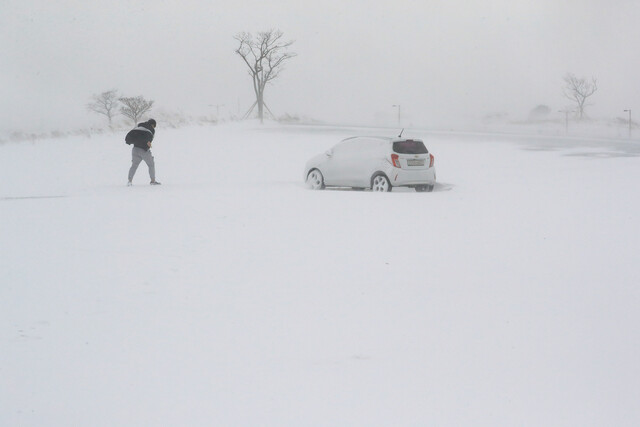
[341,136,423,143]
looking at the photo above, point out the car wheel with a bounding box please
[306,169,325,190]
[415,184,434,192]
[371,174,392,192]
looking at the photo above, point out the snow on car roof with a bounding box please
[341,136,423,143]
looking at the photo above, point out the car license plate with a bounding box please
[407,159,424,166]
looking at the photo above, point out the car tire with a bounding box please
[306,169,325,190]
[415,184,434,192]
[371,174,392,192]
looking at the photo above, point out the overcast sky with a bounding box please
[2,0,640,132]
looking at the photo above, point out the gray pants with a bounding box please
[128,147,156,182]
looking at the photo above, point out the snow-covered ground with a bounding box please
[1,122,639,426]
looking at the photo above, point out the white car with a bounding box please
[305,136,436,192]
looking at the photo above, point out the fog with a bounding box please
[2,0,640,132]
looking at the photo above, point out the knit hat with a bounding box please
[148,119,157,127]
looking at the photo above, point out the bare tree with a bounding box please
[119,96,154,125]
[87,89,120,128]
[563,73,597,120]
[234,29,296,123]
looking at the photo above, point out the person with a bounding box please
[125,119,161,185]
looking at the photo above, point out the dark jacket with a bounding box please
[125,121,155,151]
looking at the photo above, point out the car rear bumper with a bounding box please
[386,166,436,186]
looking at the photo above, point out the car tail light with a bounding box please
[429,154,435,168]
[391,153,401,168]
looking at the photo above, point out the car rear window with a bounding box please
[393,140,428,154]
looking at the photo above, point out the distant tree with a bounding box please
[87,89,120,127]
[119,96,154,125]
[234,29,296,124]
[528,104,551,121]
[563,73,597,120]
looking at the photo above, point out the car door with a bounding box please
[321,140,351,186]
[340,138,381,186]
[332,138,386,187]
[353,138,388,187]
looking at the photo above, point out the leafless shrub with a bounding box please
[87,89,120,127]
[119,96,154,125]
[234,29,296,123]
[563,73,597,120]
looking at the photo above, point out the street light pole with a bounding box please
[624,109,632,138]
[559,109,573,134]
[392,105,401,126]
